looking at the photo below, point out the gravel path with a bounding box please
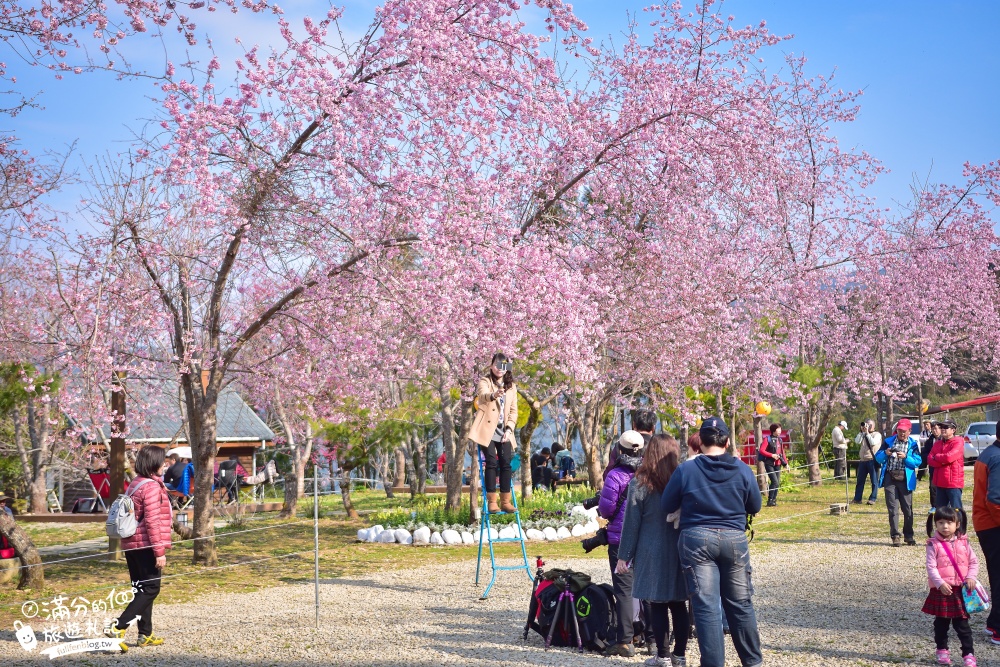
[3,532,1000,666]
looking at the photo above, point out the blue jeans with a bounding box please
[936,487,963,510]
[678,527,762,667]
[853,460,879,502]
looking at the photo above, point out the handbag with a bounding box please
[963,583,991,614]
[940,537,991,614]
[889,469,906,482]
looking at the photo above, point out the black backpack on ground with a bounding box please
[526,570,618,650]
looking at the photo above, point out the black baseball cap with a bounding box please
[939,418,958,430]
[700,416,730,440]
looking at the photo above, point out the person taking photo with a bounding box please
[468,352,518,514]
[853,420,883,505]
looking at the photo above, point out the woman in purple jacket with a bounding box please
[599,429,646,657]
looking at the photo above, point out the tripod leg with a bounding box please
[545,591,565,649]
[566,591,583,651]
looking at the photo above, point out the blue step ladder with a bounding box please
[475,451,533,599]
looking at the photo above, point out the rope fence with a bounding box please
[10,520,313,572]
[1,470,327,635]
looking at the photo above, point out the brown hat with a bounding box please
[0,495,13,503]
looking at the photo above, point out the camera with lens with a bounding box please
[581,494,600,510]
[581,526,609,553]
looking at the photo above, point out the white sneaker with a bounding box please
[643,657,667,667]
[670,656,687,667]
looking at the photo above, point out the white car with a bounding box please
[964,422,997,463]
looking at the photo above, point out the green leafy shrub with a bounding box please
[369,485,595,531]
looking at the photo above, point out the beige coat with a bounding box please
[855,430,883,461]
[468,375,518,447]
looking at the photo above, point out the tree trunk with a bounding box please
[394,447,407,489]
[803,403,822,485]
[573,395,610,490]
[518,392,543,499]
[274,385,313,504]
[380,452,395,498]
[441,385,463,511]
[12,413,31,494]
[805,440,820,483]
[730,402,739,456]
[28,475,47,515]
[172,518,193,541]
[0,512,43,589]
[411,431,427,495]
[680,424,689,460]
[25,398,51,514]
[402,434,419,497]
[468,439,480,525]
[279,472,298,518]
[458,398,476,523]
[340,468,359,519]
[186,372,219,566]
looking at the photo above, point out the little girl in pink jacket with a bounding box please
[923,506,979,667]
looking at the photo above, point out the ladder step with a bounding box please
[490,537,526,543]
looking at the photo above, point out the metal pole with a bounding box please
[845,451,850,510]
[314,464,320,630]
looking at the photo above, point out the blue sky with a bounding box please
[6,0,998,216]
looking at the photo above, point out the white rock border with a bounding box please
[357,505,600,545]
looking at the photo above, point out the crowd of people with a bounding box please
[471,355,1000,666]
[470,356,758,666]
[594,415,761,667]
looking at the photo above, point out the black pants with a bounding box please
[978,526,1000,631]
[531,466,554,490]
[763,460,781,505]
[608,543,634,645]
[929,480,938,509]
[934,616,974,656]
[117,547,161,636]
[480,440,512,493]
[883,476,914,540]
[834,448,847,479]
[649,600,689,658]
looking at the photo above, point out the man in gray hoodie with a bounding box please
[661,416,762,667]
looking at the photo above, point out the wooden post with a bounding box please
[108,370,126,560]
[754,414,767,493]
[917,385,925,428]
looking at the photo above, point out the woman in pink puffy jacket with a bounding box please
[105,445,173,648]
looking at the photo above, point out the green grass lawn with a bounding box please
[18,522,109,548]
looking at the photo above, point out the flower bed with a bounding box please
[357,501,601,546]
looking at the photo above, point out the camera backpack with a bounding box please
[526,571,618,650]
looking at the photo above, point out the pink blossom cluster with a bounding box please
[0,0,997,455]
